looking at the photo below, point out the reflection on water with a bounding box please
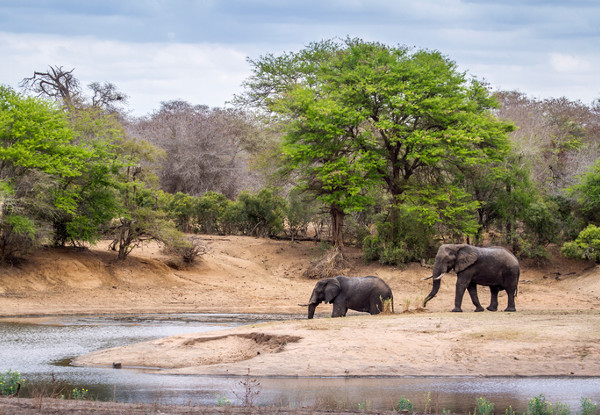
[0,314,599,413]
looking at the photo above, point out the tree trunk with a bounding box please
[330,205,345,248]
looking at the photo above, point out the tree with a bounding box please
[570,159,600,225]
[239,39,514,255]
[19,65,82,108]
[129,100,270,199]
[0,86,90,261]
[21,65,129,117]
[495,91,600,194]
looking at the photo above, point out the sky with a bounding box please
[1,0,598,116]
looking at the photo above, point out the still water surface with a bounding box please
[0,314,598,412]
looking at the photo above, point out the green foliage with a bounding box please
[70,387,89,400]
[403,184,481,239]
[242,39,514,248]
[580,398,599,415]
[167,192,199,232]
[394,396,414,412]
[216,392,231,406]
[562,224,600,262]
[0,369,24,396]
[570,160,600,224]
[527,394,555,415]
[363,207,437,265]
[0,86,89,178]
[284,187,321,241]
[235,188,286,237]
[195,191,233,234]
[475,397,495,415]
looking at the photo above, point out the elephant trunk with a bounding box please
[423,278,441,308]
[307,303,317,319]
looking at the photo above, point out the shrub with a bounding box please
[475,397,495,415]
[527,394,553,415]
[580,398,599,415]
[562,224,600,262]
[71,387,89,400]
[363,208,437,265]
[394,396,413,412]
[0,369,24,396]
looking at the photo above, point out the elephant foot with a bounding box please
[486,306,498,312]
[451,308,463,312]
[504,307,516,312]
[474,307,484,312]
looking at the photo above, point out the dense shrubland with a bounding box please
[1,40,599,266]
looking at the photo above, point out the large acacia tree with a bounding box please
[239,38,514,251]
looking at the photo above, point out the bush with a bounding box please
[235,188,285,237]
[0,369,24,396]
[562,224,600,262]
[580,398,598,415]
[526,394,554,415]
[0,215,39,263]
[394,396,413,412]
[196,191,233,234]
[363,208,437,265]
[475,397,495,415]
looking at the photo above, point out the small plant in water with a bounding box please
[581,398,599,415]
[395,396,414,412]
[0,369,24,396]
[357,401,372,411]
[71,387,89,400]
[505,405,516,415]
[527,394,553,415]
[553,401,571,415]
[423,391,432,413]
[475,397,495,415]
[216,392,231,406]
[234,368,261,407]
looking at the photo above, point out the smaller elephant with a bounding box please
[306,275,394,319]
[423,244,520,312]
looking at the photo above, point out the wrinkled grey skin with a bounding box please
[423,244,520,312]
[307,275,394,319]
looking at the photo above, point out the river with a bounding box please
[1,314,599,413]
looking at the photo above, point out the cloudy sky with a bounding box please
[1,0,598,116]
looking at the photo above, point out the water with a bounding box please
[1,314,599,412]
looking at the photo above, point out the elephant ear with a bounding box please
[324,279,341,303]
[455,246,478,272]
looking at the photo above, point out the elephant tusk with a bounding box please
[297,303,309,307]
[433,273,445,281]
[422,275,434,280]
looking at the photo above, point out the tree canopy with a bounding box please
[239,38,515,250]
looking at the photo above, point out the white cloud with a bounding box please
[0,32,251,115]
[549,53,592,73]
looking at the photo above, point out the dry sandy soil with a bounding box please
[1,235,600,412]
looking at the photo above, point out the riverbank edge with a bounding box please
[0,397,422,414]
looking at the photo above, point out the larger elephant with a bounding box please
[307,275,394,319]
[423,244,520,312]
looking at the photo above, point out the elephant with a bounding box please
[306,275,394,319]
[423,244,520,312]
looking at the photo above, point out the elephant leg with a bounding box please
[453,280,469,312]
[505,287,517,312]
[331,303,347,318]
[487,286,499,311]
[369,298,382,315]
[467,282,484,312]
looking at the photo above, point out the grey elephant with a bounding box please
[423,244,520,312]
[306,275,394,319]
